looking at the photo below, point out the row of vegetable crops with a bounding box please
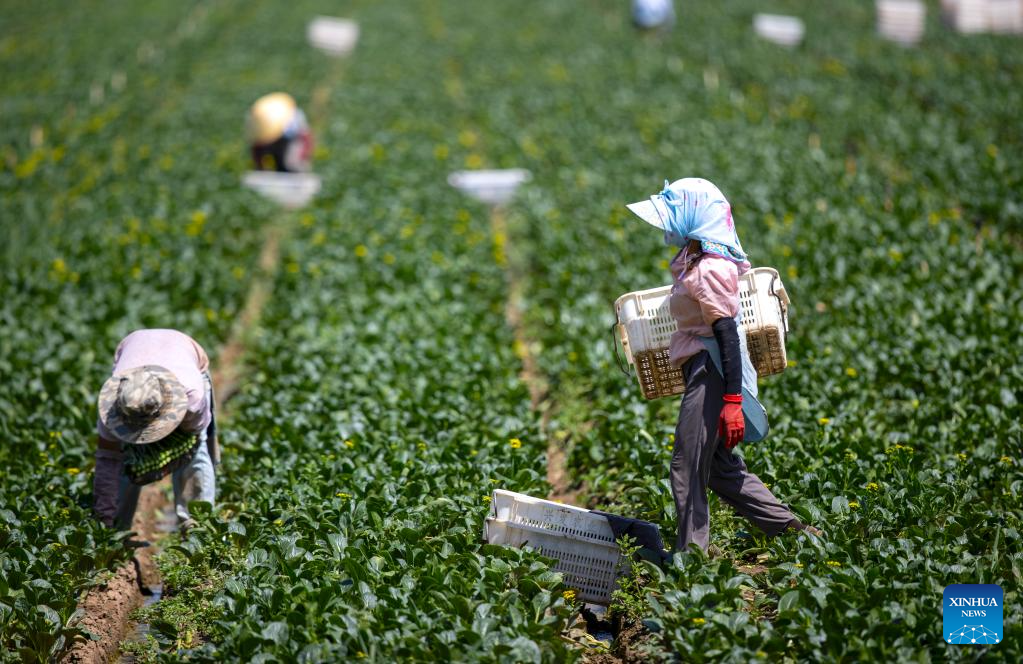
[2,0,1021,661]
[0,0,343,659]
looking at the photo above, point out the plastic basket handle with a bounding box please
[610,322,631,376]
[768,273,790,337]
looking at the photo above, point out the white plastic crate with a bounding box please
[307,17,360,56]
[614,267,791,400]
[989,0,1023,32]
[448,169,531,206]
[242,171,321,209]
[753,14,805,47]
[877,0,927,45]
[483,490,622,605]
[942,0,991,33]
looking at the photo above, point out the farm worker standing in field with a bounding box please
[92,329,218,531]
[627,178,821,553]
[247,92,314,173]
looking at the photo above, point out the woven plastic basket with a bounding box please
[613,267,791,400]
[483,490,622,605]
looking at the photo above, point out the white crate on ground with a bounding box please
[242,171,321,209]
[448,169,531,206]
[877,0,927,45]
[483,490,622,605]
[614,267,791,400]
[307,17,360,56]
[753,14,805,47]
[989,0,1023,32]
[943,0,991,32]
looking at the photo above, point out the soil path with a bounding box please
[490,206,578,504]
[61,483,171,664]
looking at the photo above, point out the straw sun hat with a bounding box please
[247,92,298,146]
[97,366,189,444]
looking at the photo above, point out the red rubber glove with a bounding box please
[718,394,745,449]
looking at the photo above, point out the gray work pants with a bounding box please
[670,351,795,552]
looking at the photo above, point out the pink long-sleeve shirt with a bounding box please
[668,249,752,368]
[96,329,211,440]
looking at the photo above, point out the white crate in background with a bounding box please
[307,17,360,56]
[942,0,991,33]
[483,490,622,605]
[753,14,805,47]
[242,171,321,209]
[614,267,791,400]
[989,0,1023,32]
[877,0,927,45]
[448,169,531,206]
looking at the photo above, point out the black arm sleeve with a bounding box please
[711,317,743,395]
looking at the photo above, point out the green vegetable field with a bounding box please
[2,0,1020,661]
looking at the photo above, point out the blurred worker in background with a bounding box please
[632,0,675,31]
[247,92,313,173]
[627,178,821,553]
[93,329,218,531]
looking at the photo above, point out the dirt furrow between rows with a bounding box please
[61,483,171,664]
[490,207,578,504]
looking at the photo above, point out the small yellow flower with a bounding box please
[356,652,366,659]
[273,519,283,526]
[818,417,830,425]
[844,451,856,462]
[866,482,880,492]
[335,492,350,499]
[957,453,967,462]
[469,450,478,456]
[1000,456,1014,465]
[417,442,427,451]
[354,245,369,258]
[826,560,842,568]
[794,563,804,569]
[66,467,80,475]
[482,495,491,504]
[848,501,859,509]
[668,433,675,442]
[344,440,355,449]
[692,617,706,625]
[845,367,858,378]
[562,589,577,602]
[509,438,522,449]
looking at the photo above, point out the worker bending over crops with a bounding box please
[93,329,217,531]
[247,92,313,173]
[627,178,821,552]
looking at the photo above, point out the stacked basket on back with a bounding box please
[614,267,790,400]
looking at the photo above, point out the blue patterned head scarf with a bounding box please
[655,178,747,262]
